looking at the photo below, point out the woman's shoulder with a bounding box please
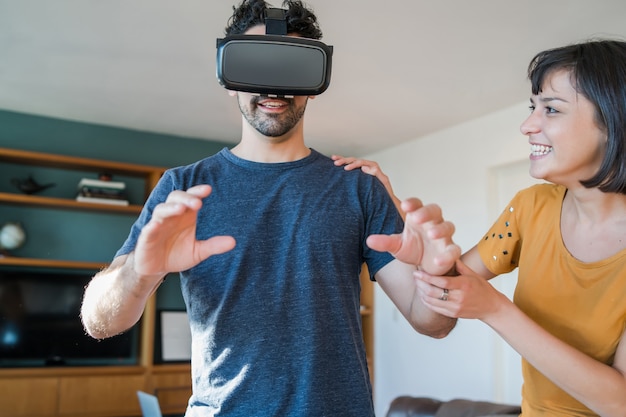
[514,182,565,201]
[505,184,566,220]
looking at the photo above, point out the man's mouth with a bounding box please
[254,96,292,110]
[259,100,287,109]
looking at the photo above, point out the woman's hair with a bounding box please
[527,39,626,194]
[225,0,322,40]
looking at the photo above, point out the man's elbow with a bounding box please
[81,316,128,340]
[80,303,127,340]
[412,320,457,339]
[80,313,109,340]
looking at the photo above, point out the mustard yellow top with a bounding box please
[478,184,626,416]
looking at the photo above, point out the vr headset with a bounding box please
[216,8,333,96]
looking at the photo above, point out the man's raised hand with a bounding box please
[367,198,460,275]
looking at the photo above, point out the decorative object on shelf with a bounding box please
[10,175,55,195]
[0,222,26,255]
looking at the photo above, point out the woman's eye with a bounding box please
[546,106,558,114]
[528,105,536,112]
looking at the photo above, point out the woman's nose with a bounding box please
[520,111,540,136]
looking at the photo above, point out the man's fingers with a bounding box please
[401,198,424,213]
[156,185,212,216]
[432,244,462,272]
[186,184,213,198]
[406,203,443,225]
[197,236,236,259]
[366,234,402,254]
[424,221,456,240]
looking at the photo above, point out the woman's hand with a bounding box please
[414,259,510,321]
[332,155,404,219]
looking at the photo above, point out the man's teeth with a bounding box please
[261,102,284,108]
[531,144,552,156]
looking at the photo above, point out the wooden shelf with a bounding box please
[0,147,164,177]
[0,366,147,378]
[0,192,143,214]
[0,256,107,270]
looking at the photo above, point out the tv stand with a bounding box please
[44,357,66,367]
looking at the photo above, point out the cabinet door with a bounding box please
[57,374,146,416]
[151,371,192,415]
[0,377,58,417]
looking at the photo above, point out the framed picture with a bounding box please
[154,310,192,363]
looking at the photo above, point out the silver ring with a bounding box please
[439,288,449,301]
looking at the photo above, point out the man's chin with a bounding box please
[253,121,294,138]
[258,130,291,140]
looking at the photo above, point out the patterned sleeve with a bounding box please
[477,190,524,275]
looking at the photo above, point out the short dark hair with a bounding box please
[225,0,323,39]
[527,39,626,194]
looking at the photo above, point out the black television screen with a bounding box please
[0,267,139,368]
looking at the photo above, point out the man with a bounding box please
[81,1,459,416]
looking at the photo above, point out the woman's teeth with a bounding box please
[531,144,552,156]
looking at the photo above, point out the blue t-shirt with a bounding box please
[117,148,402,416]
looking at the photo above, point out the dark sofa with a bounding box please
[385,396,521,417]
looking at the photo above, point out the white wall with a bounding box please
[368,101,538,416]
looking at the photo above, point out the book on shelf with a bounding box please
[79,186,127,199]
[77,177,126,190]
[76,195,130,206]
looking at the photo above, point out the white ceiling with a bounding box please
[2,1,626,157]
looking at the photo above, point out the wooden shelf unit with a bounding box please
[0,147,193,417]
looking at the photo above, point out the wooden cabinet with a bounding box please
[0,375,58,417]
[150,365,193,415]
[57,372,147,416]
[0,368,153,417]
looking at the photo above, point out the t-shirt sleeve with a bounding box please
[362,179,404,280]
[477,190,524,275]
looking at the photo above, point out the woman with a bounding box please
[405,39,626,416]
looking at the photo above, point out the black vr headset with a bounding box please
[216,8,333,96]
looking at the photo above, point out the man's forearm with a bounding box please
[408,295,457,339]
[81,253,164,339]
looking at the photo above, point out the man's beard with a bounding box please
[239,95,307,137]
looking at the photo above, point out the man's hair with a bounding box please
[225,0,323,39]
[528,39,626,194]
